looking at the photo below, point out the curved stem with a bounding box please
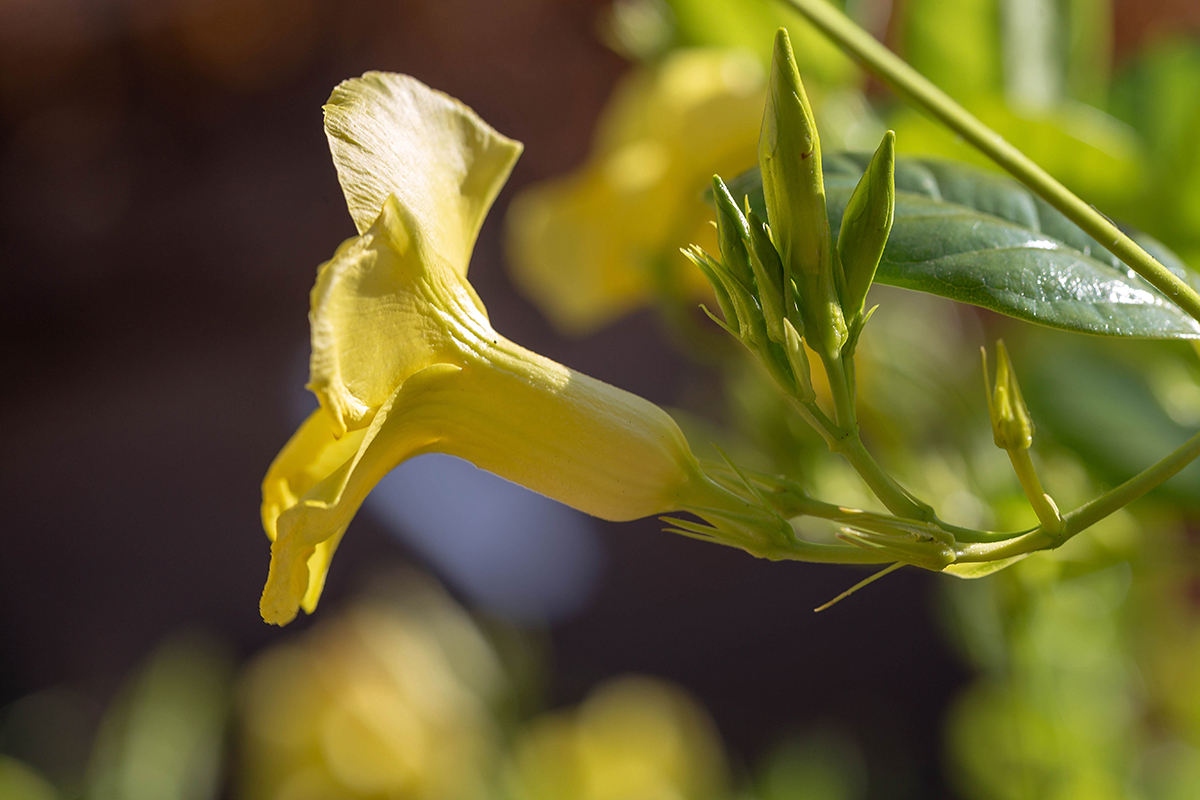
[816,349,936,521]
[954,429,1200,562]
[779,0,1200,326]
[837,434,936,521]
[1007,448,1063,534]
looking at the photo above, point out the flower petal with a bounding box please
[262,364,463,626]
[324,72,523,275]
[308,195,492,435]
[261,409,367,618]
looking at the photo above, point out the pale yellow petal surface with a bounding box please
[262,351,706,625]
[308,196,492,435]
[261,409,366,616]
[324,71,523,271]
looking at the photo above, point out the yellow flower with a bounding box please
[504,48,766,335]
[260,72,745,626]
[240,576,505,800]
[504,676,728,800]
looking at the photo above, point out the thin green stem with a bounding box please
[838,434,936,521]
[954,429,1200,561]
[1062,429,1200,536]
[784,350,936,522]
[822,351,858,431]
[788,394,841,449]
[1007,448,1063,534]
[779,0,1200,326]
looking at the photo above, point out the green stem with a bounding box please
[778,348,936,521]
[689,470,895,564]
[837,433,936,521]
[1007,448,1063,534]
[1062,429,1200,536]
[955,429,1200,561]
[818,349,936,521]
[823,351,857,431]
[779,0,1200,326]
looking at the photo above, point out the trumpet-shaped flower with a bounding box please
[261,72,767,626]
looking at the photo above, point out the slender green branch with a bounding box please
[1062,429,1200,536]
[779,0,1200,326]
[954,429,1200,562]
[783,366,934,521]
[837,434,936,521]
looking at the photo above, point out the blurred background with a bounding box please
[3,0,1200,798]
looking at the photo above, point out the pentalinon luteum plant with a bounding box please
[260,10,1200,624]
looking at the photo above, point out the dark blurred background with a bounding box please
[3,1,1199,797]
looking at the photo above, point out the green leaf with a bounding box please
[724,155,1200,339]
[942,554,1028,579]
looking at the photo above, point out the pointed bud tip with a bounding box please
[987,339,1034,450]
[773,28,797,76]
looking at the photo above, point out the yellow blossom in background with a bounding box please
[260,71,763,626]
[504,676,729,800]
[505,48,766,335]
[240,577,505,800]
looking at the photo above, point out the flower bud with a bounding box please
[838,131,895,328]
[744,209,787,344]
[758,27,846,360]
[984,340,1034,451]
[711,175,754,289]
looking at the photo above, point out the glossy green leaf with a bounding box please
[724,155,1200,339]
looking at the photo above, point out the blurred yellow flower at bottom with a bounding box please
[505,676,728,800]
[239,579,505,800]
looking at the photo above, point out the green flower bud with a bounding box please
[838,130,895,328]
[984,340,1034,451]
[711,175,754,289]
[758,27,845,360]
[783,318,815,403]
[745,209,787,344]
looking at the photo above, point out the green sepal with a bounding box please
[942,554,1028,578]
[838,130,895,327]
[837,527,956,571]
[681,246,740,334]
[685,245,769,350]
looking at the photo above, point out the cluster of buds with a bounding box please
[686,28,896,405]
